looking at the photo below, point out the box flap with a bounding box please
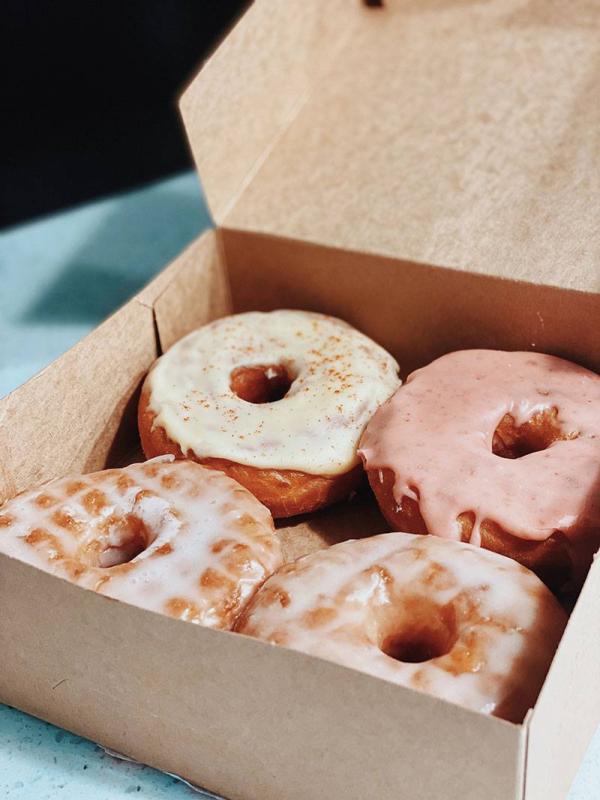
[222,230,600,374]
[525,555,600,800]
[150,231,231,352]
[0,300,156,502]
[0,551,526,800]
[182,0,600,293]
[179,0,358,225]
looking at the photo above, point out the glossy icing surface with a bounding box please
[0,458,281,629]
[145,311,400,475]
[360,350,600,544]
[237,532,567,721]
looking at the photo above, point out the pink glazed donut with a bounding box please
[359,350,600,594]
[236,533,567,722]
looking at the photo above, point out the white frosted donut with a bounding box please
[236,532,567,721]
[0,458,282,629]
[139,310,400,517]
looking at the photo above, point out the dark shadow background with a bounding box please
[1,0,250,229]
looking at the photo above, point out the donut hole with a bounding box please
[84,514,155,568]
[380,600,458,663]
[492,408,570,459]
[230,364,294,404]
[381,631,448,663]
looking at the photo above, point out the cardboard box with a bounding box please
[1,2,599,798]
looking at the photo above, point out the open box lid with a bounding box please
[180,0,600,294]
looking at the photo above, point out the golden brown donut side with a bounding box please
[139,390,364,518]
[366,466,580,594]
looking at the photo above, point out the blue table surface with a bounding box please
[0,171,598,798]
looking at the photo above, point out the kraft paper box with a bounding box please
[1,2,599,799]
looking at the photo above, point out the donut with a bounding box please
[138,310,400,517]
[0,458,282,628]
[359,350,600,594]
[235,532,567,722]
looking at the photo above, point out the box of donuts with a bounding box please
[1,2,599,799]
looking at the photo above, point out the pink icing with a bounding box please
[359,350,600,545]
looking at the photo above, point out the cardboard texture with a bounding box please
[525,555,600,800]
[180,0,358,224]
[2,1,600,798]
[0,300,156,500]
[0,553,524,800]
[220,229,600,376]
[217,1,600,293]
[150,230,231,352]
